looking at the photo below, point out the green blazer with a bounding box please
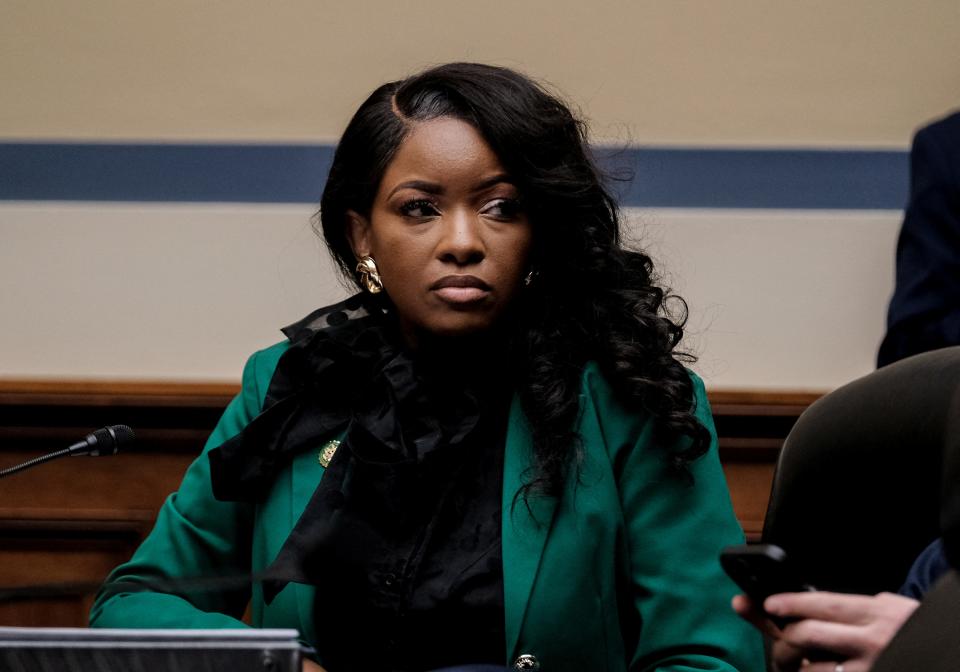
[90,341,763,671]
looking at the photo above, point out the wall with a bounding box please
[2,0,959,390]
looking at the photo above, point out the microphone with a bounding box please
[0,425,135,478]
[68,424,135,457]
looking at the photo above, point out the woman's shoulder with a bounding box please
[576,361,712,461]
[243,340,290,383]
[578,361,708,417]
[231,341,289,418]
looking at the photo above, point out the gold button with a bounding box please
[318,440,340,468]
[514,654,540,670]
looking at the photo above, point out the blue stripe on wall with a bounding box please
[0,143,335,204]
[0,142,909,209]
[602,147,908,210]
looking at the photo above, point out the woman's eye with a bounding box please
[399,199,440,218]
[482,198,524,220]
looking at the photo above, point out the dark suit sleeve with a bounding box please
[899,538,950,600]
[878,116,960,367]
[88,345,282,629]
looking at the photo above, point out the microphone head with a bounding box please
[85,425,135,456]
[107,424,136,447]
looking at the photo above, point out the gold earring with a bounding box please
[356,256,383,294]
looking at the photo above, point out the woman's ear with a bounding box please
[345,211,372,259]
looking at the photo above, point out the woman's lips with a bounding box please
[430,275,491,304]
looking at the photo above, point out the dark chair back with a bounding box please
[762,346,960,595]
[868,382,960,672]
[870,569,960,672]
[941,382,960,568]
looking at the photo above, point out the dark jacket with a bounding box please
[879,111,960,367]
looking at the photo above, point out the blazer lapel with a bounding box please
[501,395,559,661]
[288,445,327,642]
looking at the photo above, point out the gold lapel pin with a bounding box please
[318,439,340,468]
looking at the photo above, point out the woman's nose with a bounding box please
[437,209,485,265]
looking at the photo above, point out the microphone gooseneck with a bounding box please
[0,425,135,479]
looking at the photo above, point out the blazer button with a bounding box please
[513,654,540,669]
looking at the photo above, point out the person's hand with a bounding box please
[732,591,919,672]
[302,659,326,672]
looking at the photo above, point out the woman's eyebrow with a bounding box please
[386,174,514,199]
[387,180,443,198]
[472,173,515,193]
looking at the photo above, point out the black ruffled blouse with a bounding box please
[208,294,510,672]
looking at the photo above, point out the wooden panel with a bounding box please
[712,390,821,542]
[0,379,238,406]
[0,535,137,627]
[0,378,820,627]
[0,379,226,627]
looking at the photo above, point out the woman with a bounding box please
[90,63,763,672]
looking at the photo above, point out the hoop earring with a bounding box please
[356,256,383,294]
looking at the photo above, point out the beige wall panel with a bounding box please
[635,209,900,390]
[0,203,346,380]
[0,203,899,390]
[1,1,957,145]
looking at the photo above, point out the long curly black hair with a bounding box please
[319,62,709,496]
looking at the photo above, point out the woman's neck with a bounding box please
[406,328,514,383]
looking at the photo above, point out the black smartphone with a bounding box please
[720,543,815,627]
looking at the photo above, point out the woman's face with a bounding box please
[347,117,533,345]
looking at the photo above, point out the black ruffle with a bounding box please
[208,293,511,669]
[208,293,389,500]
[208,293,494,502]
[209,294,503,494]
